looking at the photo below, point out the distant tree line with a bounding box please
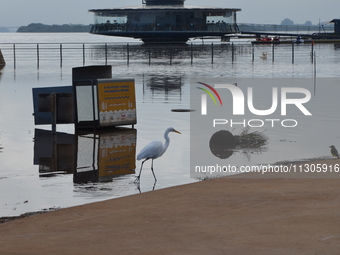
[281,18,313,26]
[0,27,9,32]
[17,23,91,32]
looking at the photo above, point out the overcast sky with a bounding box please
[1,0,338,27]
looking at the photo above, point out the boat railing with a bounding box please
[90,23,239,34]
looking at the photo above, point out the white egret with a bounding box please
[135,127,181,182]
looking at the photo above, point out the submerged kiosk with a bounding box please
[89,0,241,43]
[32,66,137,181]
[32,65,136,131]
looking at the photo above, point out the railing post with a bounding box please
[13,44,16,69]
[170,44,172,65]
[127,43,130,66]
[148,45,151,65]
[311,41,314,63]
[211,43,214,64]
[292,41,294,64]
[272,44,274,63]
[190,43,193,65]
[314,51,316,78]
[37,44,39,69]
[105,43,108,65]
[60,44,62,68]
[83,44,85,66]
[232,42,234,62]
[252,44,254,62]
[313,51,317,95]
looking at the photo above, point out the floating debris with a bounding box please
[234,127,268,149]
[209,127,268,160]
[171,109,195,112]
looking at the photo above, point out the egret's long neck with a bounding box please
[161,130,171,156]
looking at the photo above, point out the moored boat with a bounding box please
[252,36,281,44]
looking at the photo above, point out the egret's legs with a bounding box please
[134,158,148,182]
[150,159,157,182]
[134,158,157,182]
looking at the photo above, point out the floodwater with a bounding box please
[0,33,339,217]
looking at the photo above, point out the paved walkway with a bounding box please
[1,160,340,254]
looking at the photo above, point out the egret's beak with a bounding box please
[174,129,181,134]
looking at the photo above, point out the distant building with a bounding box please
[89,0,241,43]
[330,19,340,35]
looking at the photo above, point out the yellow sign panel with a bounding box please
[98,130,136,178]
[97,79,137,127]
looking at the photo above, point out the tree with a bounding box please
[304,21,312,26]
[17,23,91,32]
[281,18,294,25]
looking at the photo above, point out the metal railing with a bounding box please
[238,23,334,34]
[0,41,321,68]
